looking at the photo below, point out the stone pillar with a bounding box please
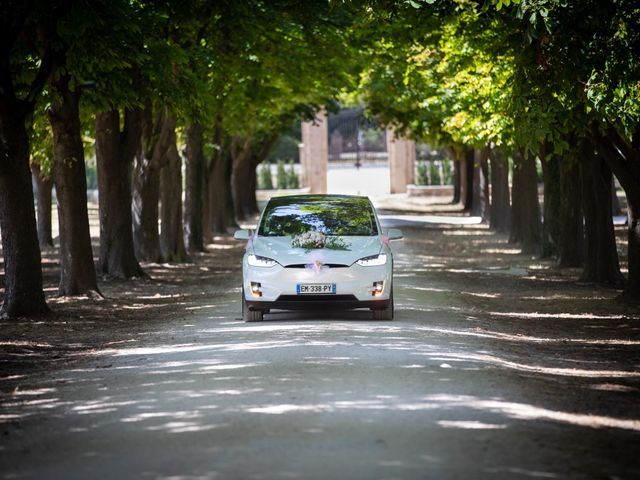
[300,109,328,194]
[387,128,416,194]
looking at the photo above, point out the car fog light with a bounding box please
[372,281,384,297]
[250,282,262,298]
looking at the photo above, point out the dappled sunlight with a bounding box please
[407,284,501,299]
[425,394,640,431]
[425,351,640,378]
[590,383,638,392]
[2,211,639,478]
[480,247,522,255]
[437,420,507,429]
[206,243,236,250]
[412,325,640,346]
[444,267,528,276]
[490,311,629,320]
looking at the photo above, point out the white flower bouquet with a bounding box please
[291,231,350,252]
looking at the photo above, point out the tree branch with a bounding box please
[590,124,636,195]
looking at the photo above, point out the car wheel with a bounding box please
[372,288,394,321]
[242,288,264,322]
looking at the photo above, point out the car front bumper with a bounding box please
[243,261,392,312]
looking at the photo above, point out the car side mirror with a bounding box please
[385,228,403,240]
[234,229,252,240]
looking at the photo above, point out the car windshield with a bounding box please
[258,195,378,237]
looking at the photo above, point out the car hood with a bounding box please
[251,236,383,266]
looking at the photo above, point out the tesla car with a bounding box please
[234,194,402,321]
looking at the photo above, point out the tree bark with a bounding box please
[0,8,56,317]
[248,162,259,213]
[48,74,99,297]
[579,143,624,286]
[31,162,54,248]
[489,149,511,233]
[184,123,205,252]
[206,126,238,235]
[95,108,144,279]
[202,164,212,245]
[232,135,278,221]
[446,146,461,204]
[231,138,254,222]
[208,149,237,233]
[558,158,584,268]
[460,147,474,211]
[591,124,640,299]
[471,147,490,221]
[0,104,49,317]
[132,104,176,262]
[509,149,542,255]
[611,177,622,216]
[160,131,188,262]
[540,145,561,259]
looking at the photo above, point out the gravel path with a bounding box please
[2,217,639,479]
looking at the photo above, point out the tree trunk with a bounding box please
[611,178,622,216]
[160,131,188,262]
[95,108,144,279]
[471,147,489,221]
[206,128,238,235]
[579,143,624,286]
[590,124,640,298]
[509,149,542,255]
[0,106,49,317]
[31,162,54,248]
[447,146,461,204]
[460,147,474,211]
[558,158,584,268]
[202,164,212,245]
[232,139,254,222]
[48,75,99,297]
[232,135,277,221]
[626,194,640,300]
[489,149,511,233]
[208,148,237,234]
[248,162,259,213]
[184,123,205,252]
[132,105,176,262]
[540,146,561,259]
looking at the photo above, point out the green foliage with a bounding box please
[441,157,453,185]
[268,133,300,162]
[259,162,273,190]
[276,160,287,190]
[416,161,428,186]
[29,106,54,177]
[429,161,441,186]
[357,6,516,152]
[286,160,299,189]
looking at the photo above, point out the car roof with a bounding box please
[265,194,372,207]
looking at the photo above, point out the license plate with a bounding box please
[296,283,336,295]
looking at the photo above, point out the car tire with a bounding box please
[372,288,394,321]
[242,288,264,322]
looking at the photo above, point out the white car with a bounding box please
[234,194,402,321]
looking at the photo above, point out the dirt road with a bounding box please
[1,216,639,479]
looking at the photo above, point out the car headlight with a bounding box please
[356,253,387,267]
[247,254,278,267]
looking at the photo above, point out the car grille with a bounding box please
[283,263,349,268]
[276,294,358,302]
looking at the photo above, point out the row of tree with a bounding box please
[0,0,360,317]
[1,0,638,319]
[355,0,639,300]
